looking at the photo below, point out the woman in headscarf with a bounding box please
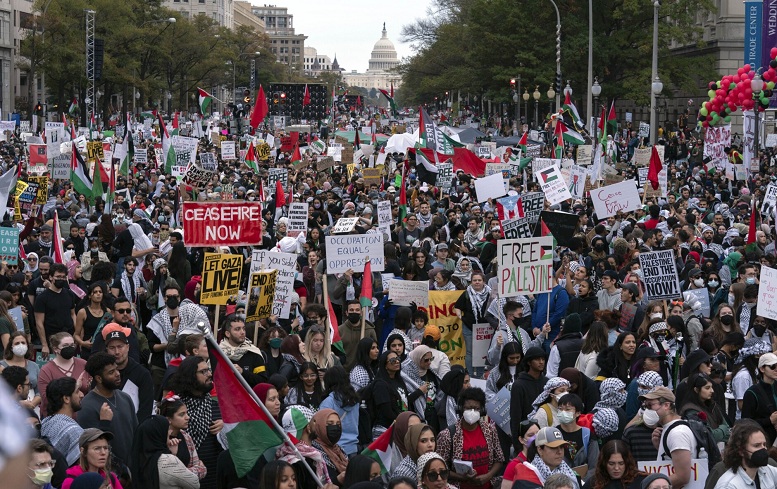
[128,222,156,260]
[559,367,600,414]
[130,415,201,489]
[720,251,742,288]
[438,366,470,428]
[373,351,414,437]
[527,377,571,428]
[310,408,350,484]
[452,257,473,288]
[390,412,422,473]
[24,252,39,276]
[592,408,622,445]
[391,423,437,484]
[416,452,456,489]
[276,405,332,489]
[401,345,441,429]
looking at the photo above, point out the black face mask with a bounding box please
[347,313,361,324]
[166,297,180,309]
[720,315,734,326]
[326,424,342,444]
[59,346,76,360]
[748,448,769,467]
[753,324,767,337]
[54,279,68,289]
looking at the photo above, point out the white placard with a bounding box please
[250,250,296,318]
[497,237,555,297]
[377,200,392,239]
[762,183,777,215]
[536,163,572,205]
[637,460,707,489]
[757,266,777,321]
[590,181,641,218]
[388,279,429,307]
[567,164,588,199]
[287,202,308,236]
[474,172,507,203]
[331,217,359,234]
[472,323,493,368]
[50,154,71,179]
[576,145,592,166]
[221,141,236,160]
[639,250,682,301]
[324,234,385,273]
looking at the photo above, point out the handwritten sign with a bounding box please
[324,234,385,273]
[704,124,731,171]
[639,250,682,301]
[331,217,359,234]
[486,386,512,435]
[497,237,555,297]
[221,141,236,160]
[377,200,392,239]
[388,279,429,307]
[757,266,777,321]
[637,459,708,489]
[250,250,297,318]
[363,167,382,186]
[591,181,641,218]
[183,163,215,188]
[246,270,278,322]
[200,252,243,305]
[472,323,493,368]
[536,163,572,206]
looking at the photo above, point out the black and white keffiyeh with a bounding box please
[595,378,627,411]
[592,408,620,438]
[181,395,213,449]
[467,284,492,322]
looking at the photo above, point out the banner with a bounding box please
[246,270,278,322]
[745,0,763,72]
[324,234,385,273]
[591,181,641,218]
[421,290,465,367]
[639,250,682,301]
[287,202,308,237]
[472,323,493,368]
[536,163,572,205]
[497,237,555,297]
[250,250,297,318]
[182,202,263,247]
[637,459,708,489]
[757,265,777,321]
[0,227,19,265]
[220,141,236,160]
[200,252,243,305]
[388,279,429,307]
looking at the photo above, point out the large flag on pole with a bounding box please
[197,88,213,114]
[68,98,79,119]
[250,85,269,130]
[245,141,260,173]
[157,112,175,174]
[302,84,310,106]
[419,107,454,155]
[647,146,662,190]
[71,146,93,197]
[378,89,398,115]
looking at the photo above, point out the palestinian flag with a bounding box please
[605,101,617,137]
[71,145,93,197]
[419,107,454,155]
[117,113,134,176]
[171,112,180,136]
[598,104,608,146]
[413,149,438,186]
[540,242,554,260]
[91,156,104,202]
[360,259,373,309]
[197,88,213,114]
[290,144,302,167]
[140,110,155,120]
[561,92,584,130]
[555,119,585,146]
[310,138,326,154]
[539,167,558,183]
[362,425,395,474]
[378,89,398,115]
[207,337,286,477]
[157,112,175,174]
[326,294,344,354]
[68,98,79,119]
[52,213,65,264]
[245,141,260,173]
[398,166,407,226]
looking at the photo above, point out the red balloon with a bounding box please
[734,75,741,83]
[771,47,777,58]
[744,64,752,72]
[729,102,737,111]
[738,68,745,75]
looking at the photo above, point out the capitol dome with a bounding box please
[369,23,400,72]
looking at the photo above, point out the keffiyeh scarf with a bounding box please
[636,371,664,397]
[276,441,331,484]
[121,271,141,303]
[530,454,579,486]
[595,378,627,411]
[528,377,570,419]
[467,284,492,323]
[219,337,265,362]
[181,395,213,449]
[592,408,620,438]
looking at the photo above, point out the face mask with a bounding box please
[746,277,757,285]
[748,448,769,467]
[642,409,660,427]
[54,279,68,289]
[59,346,76,360]
[166,297,180,309]
[556,410,576,425]
[693,278,705,288]
[524,434,537,447]
[314,203,321,208]
[269,337,283,349]
[634,269,644,279]
[160,231,170,241]
[649,313,663,320]
[347,313,361,324]
[29,468,53,485]
[728,294,735,306]
[12,344,27,357]
[720,315,734,326]
[248,196,256,201]
[754,324,767,337]
[708,280,719,288]
[326,424,342,444]
[462,409,481,425]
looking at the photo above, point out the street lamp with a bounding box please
[591,77,601,142]
[547,86,556,122]
[649,0,660,145]
[752,73,764,162]
[533,86,540,128]
[523,89,530,125]
[651,75,663,145]
[513,91,520,135]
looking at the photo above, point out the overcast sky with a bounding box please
[249,0,434,72]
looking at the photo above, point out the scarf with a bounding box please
[121,270,141,303]
[276,441,332,484]
[592,408,620,438]
[433,281,457,291]
[219,337,265,362]
[594,378,627,411]
[452,257,473,284]
[467,284,491,323]
[129,223,153,255]
[282,353,302,372]
[417,212,432,229]
[400,359,432,421]
[723,251,742,278]
[311,409,349,473]
[530,454,579,486]
[181,394,213,449]
[408,345,433,377]
[25,252,38,273]
[528,377,570,419]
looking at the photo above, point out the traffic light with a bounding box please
[35,103,42,114]
[555,73,562,93]
[280,92,286,104]
[243,89,251,105]
[510,78,516,89]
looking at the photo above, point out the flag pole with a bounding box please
[361,256,369,339]
[206,337,324,487]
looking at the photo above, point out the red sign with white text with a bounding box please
[182,201,263,247]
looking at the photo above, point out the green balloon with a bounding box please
[730,82,737,90]
[712,113,719,122]
[769,81,776,90]
[724,116,731,123]
[700,108,708,116]
[708,90,715,98]
[762,96,769,104]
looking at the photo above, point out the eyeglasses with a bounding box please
[31,461,56,469]
[307,316,321,322]
[115,308,132,314]
[28,258,37,262]
[426,470,449,482]
[387,357,401,364]
[197,368,212,375]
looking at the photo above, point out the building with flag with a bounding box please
[342,23,402,91]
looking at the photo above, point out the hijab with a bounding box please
[252,383,279,421]
[440,366,467,398]
[311,409,349,473]
[25,252,38,273]
[404,423,432,461]
[408,345,433,376]
[723,251,742,278]
[130,415,171,488]
[393,412,421,458]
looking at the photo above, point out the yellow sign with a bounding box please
[200,252,244,305]
[346,163,355,180]
[14,181,28,201]
[246,270,278,322]
[422,291,465,367]
[27,176,48,205]
[257,142,271,161]
[87,141,104,163]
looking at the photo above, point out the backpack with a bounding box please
[358,379,379,445]
[661,418,721,471]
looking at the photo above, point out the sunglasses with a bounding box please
[387,357,401,364]
[766,364,777,370]
[426,470,449,482]
[520,418,539,428]
[115,308,132,314]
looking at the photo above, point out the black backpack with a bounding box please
[358,379,379,446]
[661,418,721,471]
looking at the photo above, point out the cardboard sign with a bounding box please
[317,156,336,171]
[536,163,572,205]
[634,148,651,167]
[757,266,777,321]
[497,237,555,297]
[331,217,359,234]
[639,250,682,301]
[436,161,454,192]
[221,141,236,160]
[250,250,297,318]
[325,234,385,273]
[637,459,708,489]
[591,181,641,218]
[182,202,263,247]
[50,154,71,179]
[419,291,465,367]
[200,252,243,305]
[472,323,493,368]
[267,168,288,190]
[246,270,278,322]
[0,227,19,265]
[363,167,382,186]
[474,172,507,203]
[377,199,392,239]
[486,386,512,435]
[703,124,731,171]
[287,202,308,237]
[199,152,217,171]
[502,217,534,239]
[576,145,593,166]
[86,141,104,163]
[388,279,429,307]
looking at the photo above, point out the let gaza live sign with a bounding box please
[182,202,263,247]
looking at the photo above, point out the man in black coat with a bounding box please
[510,346,548,452]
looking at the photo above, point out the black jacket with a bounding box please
[741,380,777,444]
[119,357,154,421]
[510,371,547,451]
[566,295,599,333]
[554,332,583,373]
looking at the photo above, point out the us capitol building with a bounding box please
[342,23,403,91]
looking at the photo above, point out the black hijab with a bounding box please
[130,415,171,488]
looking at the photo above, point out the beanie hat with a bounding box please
[563,314,582,334]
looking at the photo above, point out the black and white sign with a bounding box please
[639,250,682,301]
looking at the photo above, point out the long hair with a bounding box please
[636,301,666,343]
[3,330,26,361]
[261,460,294,489]
[497,342,521,390]
[324,366,360,407]
[290,361,324,406]
[343,455,379,488]
[354,337,378,380]
[593,440,643,489]
[79,434,113,475]
[168,241,189,279]
[280,335,305,364]
[258,326,288,351]
[723,419,765,470]
[681,373,723,427]
[581,321,609,354]
[304,326,334,369]
[168,356,208,397]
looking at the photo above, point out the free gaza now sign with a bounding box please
[182,201,263,247]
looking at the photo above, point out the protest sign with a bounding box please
[639,250,682,300]
[502,217,534,239]
[472,323,493,368]
[576,145,593,166]
[634,148,651,167]
[683,288,711,318]
[637,460,707,489]
[317,156,336,171]
[536,163,572,205]
[182,202,263,247]
[0,227,19,265]
[363,167,382,186]
[757,266,777,321]
[0,121,14,134]
[86,141,103,163]
[497,237,555,297]
[267,168,288,189]
[331,217,359,234]
[221,141,236,160]
[200,252,243,305]
[325,234,385,273]
[133,151,148,166]
[250,250,297,318]
[532,158,556,174]
[388,279,429,307]
[536,211,579,247]
[436,161,453,192]
[199,152,216,171]
[171,135,199,167]
[256,142,271,161]
[45,122,64,157]
[704,124,731,171]
[591,181,641,218]
[377,200,392,239]
[328,146,342,162]
[246,270,278,322]
[8,306,22,332]
[50,154,70,179]
[637,167,648,188]
[477,146,491,158]
[638,122,649,138]
[341,146,354,164]
[421,291,465,367]
[183,163,215,188]
[486,386,512,435]
[287,202,308,237]
[27,176,48,205]
[474,172,507,203]
[567,164,588,199]
[517,192,545,225]
[762,183,777,215]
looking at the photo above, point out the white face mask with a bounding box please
[649,312,663,320]
[728,294,735,306]
[462,409,481,425]
[694,278,705,288]
[12,344,27,357]
[556,410,576,425]
[642,409,660,427]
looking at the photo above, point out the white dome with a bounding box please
[369,23,399,72]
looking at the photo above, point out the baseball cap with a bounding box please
[436,243,448,251]
[758,352,777,369]
[639,386,676,403]
[78,428,113,448]
[105,330,128,344]
[534,427,568,448]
